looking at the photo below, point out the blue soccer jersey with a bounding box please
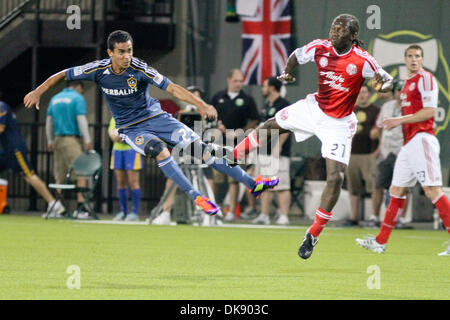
[0,101,28,152]
[65,57,171,128]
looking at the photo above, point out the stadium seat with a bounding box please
[46,150,102,219]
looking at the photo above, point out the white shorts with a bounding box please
[255,155,290,191]
[391,132,442,187]
[275,94,357,165]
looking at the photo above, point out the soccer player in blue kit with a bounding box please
[24,30,279,215]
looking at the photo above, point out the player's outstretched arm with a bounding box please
[24,70,67,110]
[166,82,217,120]
[382,107,435,130]
[277,51,299,82]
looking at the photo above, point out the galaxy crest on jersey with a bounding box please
[294,39,391,118]
[66,57,171,128]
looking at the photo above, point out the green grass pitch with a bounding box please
[0,215,448,300]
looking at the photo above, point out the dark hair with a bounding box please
[360,83,371,93]
[392,79,404,93]
[404,44,424,57]
[335,14,364,48]
[266,77,282,92]
[107,30,133,51]
[67,80,84,89]
[186,85,205,98]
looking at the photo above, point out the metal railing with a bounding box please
[0,0,175,31]
[28,0,93,14]
[105,0,175,21]
[0,0,31,30]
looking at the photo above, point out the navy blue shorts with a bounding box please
[110,149,143,171]
[118,113,200,157]
[0,149,34,177]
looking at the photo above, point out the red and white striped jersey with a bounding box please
[294,39,391,118]
[400,69,439,144]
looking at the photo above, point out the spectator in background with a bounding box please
[369,79,408,227]
[0,96,65,217]
[344,84,380,226]
[181,86,216,196]
[150,98,182,224]
[152,89,214,225]
[211,69,260,221]
[252,77,292,225]
[356,44,450,256]
[376,86,394,105]
[152,87,219,225]
[46,81,92,218]
[108,117,142,221]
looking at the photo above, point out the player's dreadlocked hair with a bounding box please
[337,14,365,48]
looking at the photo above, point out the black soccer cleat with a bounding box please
[298,230,319,260]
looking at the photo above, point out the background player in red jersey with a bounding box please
[230,14,393,259]
[356,45,450,256]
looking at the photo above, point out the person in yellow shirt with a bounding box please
[108,117,142,221]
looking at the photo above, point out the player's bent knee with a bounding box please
[327,171,343,187]
[389,185,407,198]
[422,186,442,200]
[144,139,168,159]
[156,148,171,161]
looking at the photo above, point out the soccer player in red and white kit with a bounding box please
[356,45,450,256]
[229,14,393,259]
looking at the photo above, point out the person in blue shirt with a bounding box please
[46,81,92,218]
[24,30,279,215]
[0,97,65,217]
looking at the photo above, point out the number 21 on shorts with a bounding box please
[331,143,346,158]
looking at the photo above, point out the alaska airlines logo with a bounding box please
[320,71,349,92]
[400,93,411,107]
[101,87,137,96]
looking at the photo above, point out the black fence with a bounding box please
[0,0,29,17]
[2,121,166,215]
[105,0,174,20]
[0,0,175,30]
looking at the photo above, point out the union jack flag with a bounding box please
[241,0,291,85]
